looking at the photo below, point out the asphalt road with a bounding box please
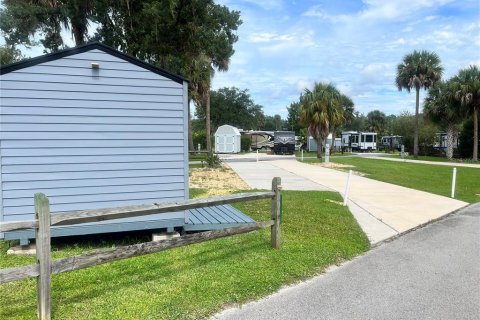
[213,203,480,320]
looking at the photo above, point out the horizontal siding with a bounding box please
[0,48,187,228]
[1,139,183,149]
[2,154,183,165]
[1,132,182,140]
[9,65,166,79]
[1,81,183,95]
[1,106,183,118]
[2,161,183,174]
[1,98,183,110]
[3,73,181,88]
[1,147,184,157]
[3,175,184,190]
[2,168,185,182]
[1,89,183,103]
[3,181,184,198]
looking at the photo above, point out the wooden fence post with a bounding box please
[271,177,282,249]
[35,193,51,320]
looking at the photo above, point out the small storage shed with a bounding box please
[215,125,241,153]
[0,43,192,244]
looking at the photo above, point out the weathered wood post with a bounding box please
[271,177,282,249]
[34,193,51,320]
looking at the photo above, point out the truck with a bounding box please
[273,131,295,155]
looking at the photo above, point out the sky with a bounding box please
[2,0,479,119]
[212,0,480,118]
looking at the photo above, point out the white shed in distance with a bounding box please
[215,125,241,153]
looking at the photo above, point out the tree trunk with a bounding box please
[206,90,212,155]
[446,124,454,160]
[330,127,336,154]
[316,137,323,160]
[188,98,194,151]
[473,107,478,162]
[414,87,420,158]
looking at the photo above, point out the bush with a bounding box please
[241,136,252,152]
[458,118,479,159]
[205,154,222,168]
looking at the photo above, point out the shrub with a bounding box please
[241,136,252,152]
[205,154,222,168]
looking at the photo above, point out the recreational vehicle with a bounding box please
[246,131,274,150]
[273,131,295,154]
[341,131,377,151]
[380,136,403,151]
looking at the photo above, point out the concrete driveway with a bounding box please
[213,203,480,320]
[227,158,469,244]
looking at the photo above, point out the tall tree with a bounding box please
[366,110,387,135]
[286,101,302,134]
[395,50,443,158]
[0,45,24,65]
[273,114,282,130]
[300,82,341,159]
[424,80,463,160]
[195,87,265,131]
[452,65,480,161]
[0,0,92,51]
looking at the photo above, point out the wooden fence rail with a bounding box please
[0,177,282,320]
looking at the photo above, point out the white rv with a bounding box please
[341,131,377,151]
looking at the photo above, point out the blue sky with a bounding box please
[212,0,480,118]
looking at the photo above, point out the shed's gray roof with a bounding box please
[0,42,188,84]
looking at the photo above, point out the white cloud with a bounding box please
[248,32,295,43]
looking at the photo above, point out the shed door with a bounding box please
[217,136,226,152]
[225,136,234,153]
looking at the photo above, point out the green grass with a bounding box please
[295,151,355,158]
[321,157,480,203]
[0,191,369,320]
[378,153,478,163]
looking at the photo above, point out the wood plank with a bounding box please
[50,191,274,227]
[187,209,202,225]
[210,206,237,223]
[0,264,39,283]
[271,177,282,249]
[225,205,256,223]
[217,205,249,223]
[195,208,217,224]
[35,193,51,320]
[201,207,228,224]
[0,220,38,232]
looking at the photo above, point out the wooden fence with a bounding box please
[0,177,282,320]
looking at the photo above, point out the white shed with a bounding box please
[215,125,241,153]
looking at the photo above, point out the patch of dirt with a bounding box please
[189,164,250,196]
[313,162,367,177]
[313,162,354,169]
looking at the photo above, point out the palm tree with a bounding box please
[396,50,443,158]
[452,65,480,161]
[424,80,463,160]
[300,82,341,159]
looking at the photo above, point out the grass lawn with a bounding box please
[378,153,477,163]
[0,191,369,320]
[295,151,355,158]
[320,157,480,203]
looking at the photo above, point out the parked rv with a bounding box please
[341,131,377,151]
[247,131,274,150]
[380,135,403,151]
[273,131,295,154]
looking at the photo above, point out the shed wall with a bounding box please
[0,49,187,233]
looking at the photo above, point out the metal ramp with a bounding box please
[185,204,255,231]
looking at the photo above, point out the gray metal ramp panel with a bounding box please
[185,204,255,226]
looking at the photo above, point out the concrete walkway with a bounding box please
[227,158,468,244]
[213,203,480,320]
